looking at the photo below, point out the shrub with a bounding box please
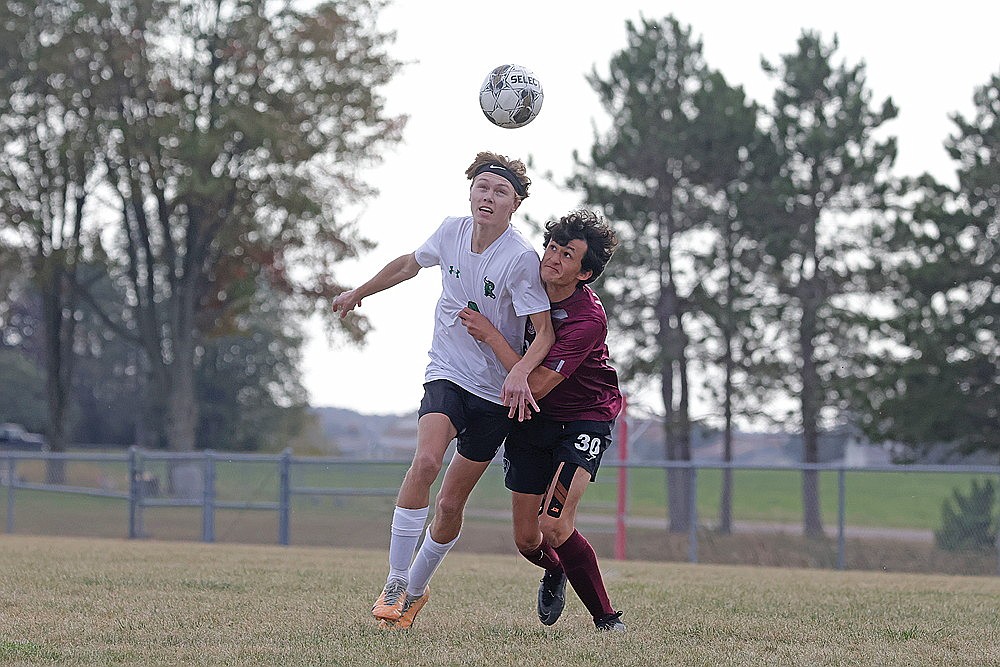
[934,478,998,551]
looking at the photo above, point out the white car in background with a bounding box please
[0,423,48,452]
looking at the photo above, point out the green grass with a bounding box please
[0,534,997,666]
[585,468,995,530]
[10,454,992,532]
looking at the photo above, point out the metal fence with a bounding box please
[3,447,998,576]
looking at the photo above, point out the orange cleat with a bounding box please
[371,580,406,621]
[394,587,430,630]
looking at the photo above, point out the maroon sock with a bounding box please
[553,529,614,621]
[519,542,562,572]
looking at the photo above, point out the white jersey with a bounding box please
[414,216,549,404]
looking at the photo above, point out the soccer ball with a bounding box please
[478,64,544,129]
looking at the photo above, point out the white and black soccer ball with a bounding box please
[478,64,544,129]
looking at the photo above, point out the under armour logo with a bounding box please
[448,266,460,278]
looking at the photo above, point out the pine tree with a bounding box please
[858,71,1000,460]
[573,16,757,531]
[754,32,898,536]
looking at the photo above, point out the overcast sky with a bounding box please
[302,1,1000,417]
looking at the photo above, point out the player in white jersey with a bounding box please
[332,151,554,629]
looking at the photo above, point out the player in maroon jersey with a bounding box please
[459,208,625,632]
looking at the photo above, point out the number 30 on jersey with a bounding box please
[574,434,603,460]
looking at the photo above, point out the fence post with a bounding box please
[202,450,216,543]
[5,455,15,534]
[687,464,698,563]
[278,448,291,546]
[837,467,846,570]
[128,447,140,539]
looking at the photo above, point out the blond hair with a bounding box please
[464,151,531,199]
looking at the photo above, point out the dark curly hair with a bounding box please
[542,209,618,285]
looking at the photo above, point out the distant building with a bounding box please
[312,407,969,468]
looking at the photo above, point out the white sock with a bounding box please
[406,527,459,597]
[387,506,428,585]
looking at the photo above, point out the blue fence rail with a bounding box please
[3,447,999,574]
[2,448,405,545]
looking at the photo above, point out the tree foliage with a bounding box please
[0,0,405,454]
[90,0,403,453]
[858,73,1000,457]
[196,293,309,452]
[935,478,998,552]
[684,75,769,533]
[0,275,48,431]
[755,32,898,535]
[0,348,48,431]
[0,0,107,472]
[572,16,761,530]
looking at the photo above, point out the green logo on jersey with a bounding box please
[483,277,496,299]
[448,265,460,278]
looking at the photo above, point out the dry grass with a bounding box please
[0,535,998,666]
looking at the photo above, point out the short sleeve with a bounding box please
[543,316,605,378]
[508,251,549,316]
[414,218,449,268]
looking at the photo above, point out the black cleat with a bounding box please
[595,610,626,632]
[537,569,567,626]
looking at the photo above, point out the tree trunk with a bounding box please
[676,326,694,532]
[165,360,197,453]
[656,190,692,534]
[165,349,202,498]
[41,258,76,485]
[800,277,824,538]
[662,347,688,533]
[677,325,692,462]
[719,331,734,534]
[164,273,201,496]
[662,309,692,532]
[42,282,66,484]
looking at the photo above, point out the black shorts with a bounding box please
[418,379,511,463]
[503,416,614,495]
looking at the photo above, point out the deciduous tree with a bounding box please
[0,0,107,480]
[87,0,404,460]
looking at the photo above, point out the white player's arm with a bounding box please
[504,309,555,392]
[331,253,422,317]
[462,308,556,421]
[459,308,563,399]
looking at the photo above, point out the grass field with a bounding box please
[9,455,995,530]
[6,456,1000,577]
[1,535,998,666]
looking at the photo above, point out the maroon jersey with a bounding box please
[525,285,622,422]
